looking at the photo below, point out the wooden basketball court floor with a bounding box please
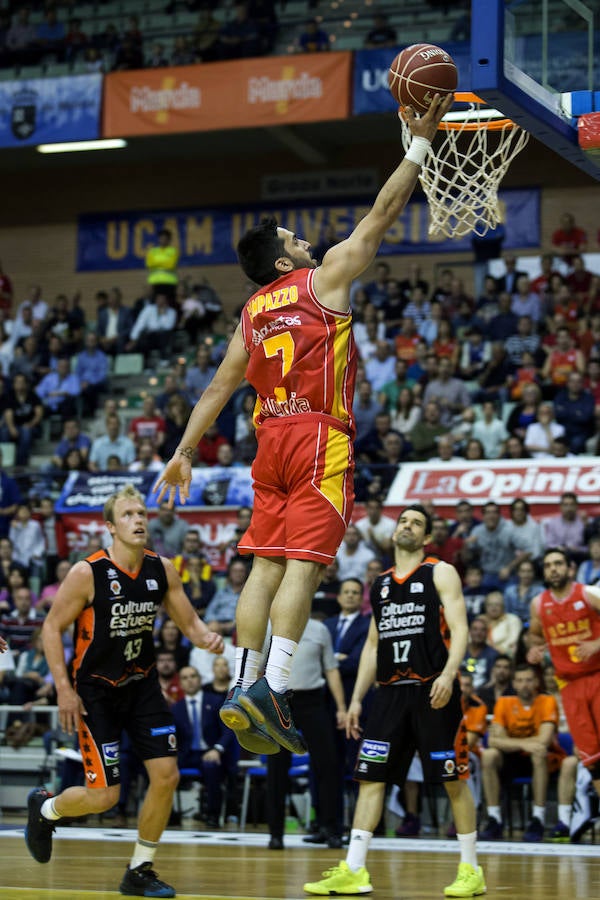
[0,826,597,900]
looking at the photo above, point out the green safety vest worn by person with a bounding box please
[145,245,179,285]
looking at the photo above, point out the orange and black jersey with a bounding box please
[370,557,450,686]
[72,549,168,689]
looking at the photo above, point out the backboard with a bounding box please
[470,0,600,180]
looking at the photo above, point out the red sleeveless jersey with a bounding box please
[240,268,357,438]
[537,582,600,680]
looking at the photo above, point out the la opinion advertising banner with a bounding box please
[386,459,600,519]
[76,188,539,271]
[103,53,351,137]
[0,73,102,147]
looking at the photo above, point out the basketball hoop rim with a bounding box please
[438,92,517,132]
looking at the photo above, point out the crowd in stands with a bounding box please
[1,209,600,836]
[0,1,471,75]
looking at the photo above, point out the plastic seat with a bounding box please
[174,765,227,825]
[240,752,311,830]
[113,353,144,376]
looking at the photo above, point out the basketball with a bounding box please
[388,44,458,113]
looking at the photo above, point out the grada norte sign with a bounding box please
[387,459,600,516]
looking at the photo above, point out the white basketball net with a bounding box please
[400,97,530,238]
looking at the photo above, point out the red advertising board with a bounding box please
[386,459,600,520]
[60,507,242,572]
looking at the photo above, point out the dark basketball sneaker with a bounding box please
[219,685,280,754]
[24,788,56,863]
[119,862,175,898]
[239,676,306,754]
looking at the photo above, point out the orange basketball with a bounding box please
[388,43,457,113]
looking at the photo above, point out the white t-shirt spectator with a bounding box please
[336,542,376,582]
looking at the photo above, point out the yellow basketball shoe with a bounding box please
[444,863,486,897]
[303,861,372,895]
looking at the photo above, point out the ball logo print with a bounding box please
[388,44,457,113]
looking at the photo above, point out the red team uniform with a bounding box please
[534,582,600,768]
[238,268,357,564]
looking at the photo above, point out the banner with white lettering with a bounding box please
[0,73,102,147]
[56,468,254,513]
[55,471,157,513]
[386,459,600,519]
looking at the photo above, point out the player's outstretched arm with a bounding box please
[0,635,7,653]
[42,561,92,734]
[153,325,249,507]
[314,92,454,303]
[161,557,224,655]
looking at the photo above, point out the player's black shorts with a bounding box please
[354,681,468,786]
[76,671,177,789]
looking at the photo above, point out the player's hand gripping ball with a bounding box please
[388,43,458,113]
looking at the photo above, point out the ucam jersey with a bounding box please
[72,549,168,689]
[370,557,450,685]
[536,582,600,681]
[240,268,357,438]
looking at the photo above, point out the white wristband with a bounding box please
[405,136,431,167]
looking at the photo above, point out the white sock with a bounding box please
[457,830,478,868]
[533,805,545,824]
[130,838,157,870]
[487,806,502,823]
[234,648,263,691]
[558,804,572,826]
[346,828,372,872]
[264,636,297,693]
[41,797,61,821]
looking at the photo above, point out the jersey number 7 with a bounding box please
[263,331,296,403]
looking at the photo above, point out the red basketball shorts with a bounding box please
[561,673,600,767]
[237,414,354,564]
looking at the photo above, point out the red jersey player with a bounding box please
[155,93,454,758]
[528,547,600,801]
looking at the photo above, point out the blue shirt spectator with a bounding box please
[51,419,91,468]
[35,358,80,414]
[75,334,109,387]
[185,345,217,404]
[88,413,136,471]
[298,19,330,53]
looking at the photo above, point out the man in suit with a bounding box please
[324,579,372,806]
[495,254,527,296]
[171,665,238,827]
[97,290,134,356]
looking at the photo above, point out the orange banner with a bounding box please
[103,53,352,137]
